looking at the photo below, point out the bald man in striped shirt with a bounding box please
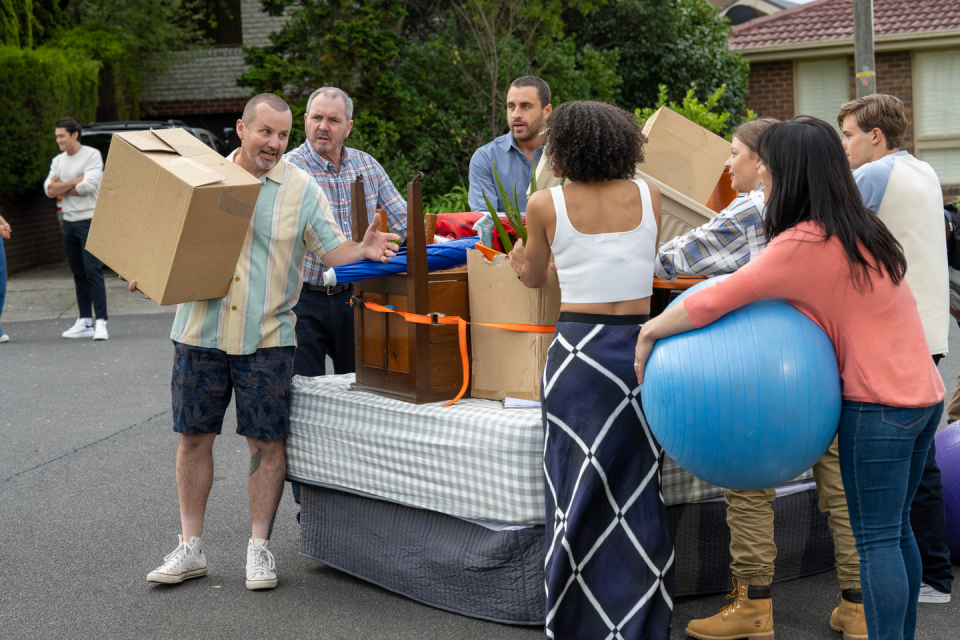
[131,94,400,591]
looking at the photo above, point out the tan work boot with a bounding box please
[686,579,774,640]
[829,590,868,639]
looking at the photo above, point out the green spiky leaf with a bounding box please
[481,190,513,253]
[492,160,528,244]
[507,179,528,243]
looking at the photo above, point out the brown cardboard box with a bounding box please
[635,168,717,244]
[467,248,561,401]
[86,129,261,306]
[532,153,718,244]
[640,107,731,206]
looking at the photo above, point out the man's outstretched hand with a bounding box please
[360,212,401,264]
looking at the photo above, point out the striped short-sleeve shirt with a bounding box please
[170,150,347,355]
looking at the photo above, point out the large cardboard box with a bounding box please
[86,128,261,305]
[640,106,731,206]
[467,249,561,401]
[635,168,716,244]
[532,156,717,245]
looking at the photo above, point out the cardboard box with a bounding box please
[531,154,718,245]
[467,249,561,400]
[86,129,261,306]
[640,106,731,206]
[635,168,717,244]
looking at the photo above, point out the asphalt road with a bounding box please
[1,267,959,639]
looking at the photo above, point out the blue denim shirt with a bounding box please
[467,132,543,213]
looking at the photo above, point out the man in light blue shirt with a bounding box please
[468,76,552,214]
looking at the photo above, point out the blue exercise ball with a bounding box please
[641,276,842,490]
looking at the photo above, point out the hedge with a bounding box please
[0,45,100,199]
[57,28,140,121]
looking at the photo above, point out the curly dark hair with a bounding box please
[544,101,645,182]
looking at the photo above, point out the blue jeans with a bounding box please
[0,236,6,334]
[839,400,942,640]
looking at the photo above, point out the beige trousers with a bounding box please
[947,367,960,423]
[724,436,861,590]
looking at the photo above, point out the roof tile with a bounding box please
[729,0,960,50]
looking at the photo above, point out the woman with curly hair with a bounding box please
[509,100,673,639]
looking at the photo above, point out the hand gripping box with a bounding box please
[85,129,261,305]
[467,249,561,401]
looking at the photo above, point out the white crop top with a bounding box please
[549,180,657,304]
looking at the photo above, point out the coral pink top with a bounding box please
[683,221,945,408]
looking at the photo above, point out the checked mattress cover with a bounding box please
[287,374,812,525]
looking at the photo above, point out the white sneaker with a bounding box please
[919,582,951,603]
[245,538,278,590]
[93,319,108,341]
[62,318,94,339]
[0,334,8,343]
[147,535,207,584]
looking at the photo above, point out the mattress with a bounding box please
[298,483,547,625]
[287,374,813,525]
[298,482,835,623]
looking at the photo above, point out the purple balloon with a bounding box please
[935,421,960,560]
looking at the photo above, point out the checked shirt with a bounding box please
[284,142,407,286]
[655,186,766,281]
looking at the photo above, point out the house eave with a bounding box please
[732,28,960,62]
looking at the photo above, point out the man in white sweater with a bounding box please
[43,117,108,340]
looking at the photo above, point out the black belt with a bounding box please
[303,283,351,295]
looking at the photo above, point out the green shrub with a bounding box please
[56,27,140,120]
[636,84,755,140]
[1,0,22,47]
[0,44,100,199]
[424,186,470,214]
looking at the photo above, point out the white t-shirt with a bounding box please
[43,145,104,222]
[853,151,949,355]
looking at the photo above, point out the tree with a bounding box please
[240,0,622,196]
[569,0,750,135]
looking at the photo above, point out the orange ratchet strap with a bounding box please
[352,297,555,406]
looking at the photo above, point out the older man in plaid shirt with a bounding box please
[284,87,408,377]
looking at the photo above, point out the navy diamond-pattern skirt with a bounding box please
[541,317,674,640]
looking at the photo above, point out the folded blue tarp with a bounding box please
[323,236,478,286]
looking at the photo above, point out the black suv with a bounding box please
[81,120,229,163]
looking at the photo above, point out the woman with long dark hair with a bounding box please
[633,117,944,640]
[509,100,674,640]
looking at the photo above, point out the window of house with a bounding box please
[205,0,243,46]
[794,58,850,133]
[915,49,960,184]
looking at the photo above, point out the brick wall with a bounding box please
[744,60,795,121]
[0,191,64,274]
[876,50,915,155]
[146,97,249,118]
[749,52,916,153]
[142,0,291,107]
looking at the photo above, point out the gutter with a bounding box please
[732,28,960,62]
